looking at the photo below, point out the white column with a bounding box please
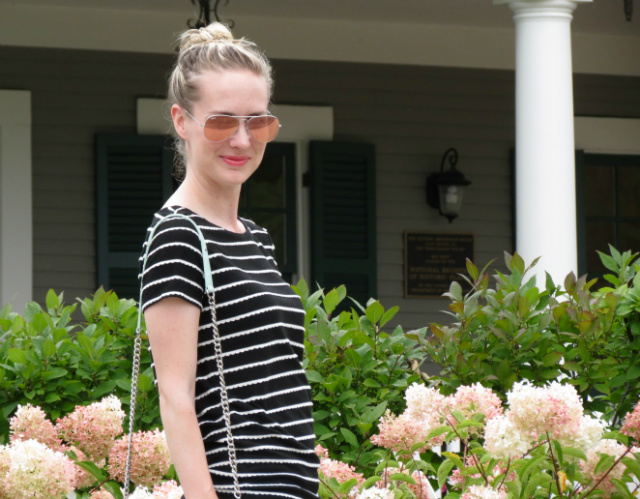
[0,90,32,311]
[495,0,591,286]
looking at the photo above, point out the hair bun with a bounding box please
[179,22,234,52]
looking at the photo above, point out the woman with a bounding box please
[139,23,319,499]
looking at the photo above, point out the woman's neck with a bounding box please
[164,175,245,233]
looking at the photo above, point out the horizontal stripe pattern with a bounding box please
[139,206,319,499]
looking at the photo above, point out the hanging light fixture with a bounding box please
[624,0,633,21]
[188,0,234,29]
[426,148,472,223]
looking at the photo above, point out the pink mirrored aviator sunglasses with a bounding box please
[183,108,281,143]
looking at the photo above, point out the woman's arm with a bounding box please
[145,297,218,499]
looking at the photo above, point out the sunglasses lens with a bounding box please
[203,115,239,141]
[248,116,280,143]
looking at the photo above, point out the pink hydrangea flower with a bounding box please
[460,484,507,499]
[88,489,116,499]
[621,399,640,442]
[108,430,172,488]
[580,439,627,498]
[315,444,329,458]
[371,410,445,453]
[66,444,98,489]
[561,415,607,452]
[9,404,62,451]
[405,383,447,420]
[506,381,583,443]
[0,438,77,499]
[151,480,184,499]
[319,456,364,487]
[56,395,125,461]
[448,383,503,426]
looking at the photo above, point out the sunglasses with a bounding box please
[183,108,281,143]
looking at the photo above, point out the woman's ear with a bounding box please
[171,104,188,140]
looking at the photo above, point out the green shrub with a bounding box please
[293,279,427,474]
[424,247,640,425]
[0,288,160,442]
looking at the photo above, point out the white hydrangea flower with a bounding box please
[483,415,531,460]
[129,485,152,499]
[99,394,123,412]
[355,486,395,499]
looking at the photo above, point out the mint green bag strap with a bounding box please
[124,213,241,499]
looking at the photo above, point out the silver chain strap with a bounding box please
[125,213,241,499]
[123,327,143,497]
[208,291,242,499]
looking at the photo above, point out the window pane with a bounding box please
[585,165,614,217]
[619,222,640,254]
[586,220,615,274]
[249,154,285,208]
[618,167,640,219]
[252,212,286,267]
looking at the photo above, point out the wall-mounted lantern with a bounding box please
[426,148,472,223]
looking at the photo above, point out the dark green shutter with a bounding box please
[309,141,377,306]
[96,134,174,298]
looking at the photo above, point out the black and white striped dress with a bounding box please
[139,206,320,499]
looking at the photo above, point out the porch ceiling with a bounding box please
[2,0,638,37]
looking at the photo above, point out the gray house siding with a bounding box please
[1,47,639,329]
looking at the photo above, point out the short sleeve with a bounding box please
[139,216,206,312]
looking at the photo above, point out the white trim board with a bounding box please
[0,3,639,76]
[575,117,640,155]
[136,98,333,283]
[0,90,32,311]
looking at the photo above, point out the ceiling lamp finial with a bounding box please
[188,0,234,29]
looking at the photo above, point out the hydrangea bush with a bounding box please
[319,381,640,499]
[0,396,177,499]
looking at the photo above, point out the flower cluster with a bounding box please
[119,481,184,499]
[372,383,503,453]
[343,382,640,499]
[9,404,62,450]
[0,439,76,499]
[483,381,606,460]
[622,399,640,442]
[57,394,125,461]
[108,429,172,488]
[579,439,628,496]
[316,444,364,490]
[1,398,174,499]
[460,484,507,499]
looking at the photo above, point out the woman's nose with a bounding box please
[229,119,252,147]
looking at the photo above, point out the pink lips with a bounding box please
[221,155,250,167]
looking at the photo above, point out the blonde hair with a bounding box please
[167,23,274,177]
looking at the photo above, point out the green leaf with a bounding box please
[365,301,385,325]
[323,287,346,316]
[622,456,640,478]
[102,481,124,499]
[8,348,27,365]
[75,461,106,482]
[389,473,416,485]
[379,306,399,328]
[45,289,60,310]
[442,451,464,469]
[437,459,455,489]
[340,427,359,448]
[306,370,324,383]
[362,476,381,489]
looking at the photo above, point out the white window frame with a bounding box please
[0,90,32,310]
